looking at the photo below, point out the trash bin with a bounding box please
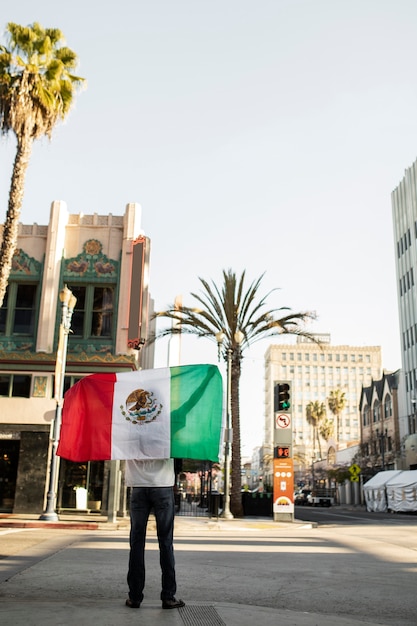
[75,487,87,510]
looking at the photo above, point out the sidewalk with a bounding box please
[1,510,318,531]
[0,511,382,626]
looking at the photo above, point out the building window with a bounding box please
[0,374,31,397]
[69,285,114,339]
[384,394,392,418]
[373,401,380,423]
[63,375,84,396]
[0,283,37,336]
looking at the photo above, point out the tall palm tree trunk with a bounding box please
[0,135,32,306]
[316,427,322,460]
[230,353,243,517]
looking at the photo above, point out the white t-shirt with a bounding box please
[125,458,175,487]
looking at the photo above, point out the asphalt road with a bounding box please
[1,515,416,625]
[294,505,417,526]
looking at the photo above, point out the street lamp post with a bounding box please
[215,330,243,520]
[40,285,77,521]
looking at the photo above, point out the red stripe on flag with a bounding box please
[57,373,117,462]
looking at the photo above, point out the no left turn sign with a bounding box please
[275,414,291,429]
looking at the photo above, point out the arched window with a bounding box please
[363,406,370,426]
[327,446,336,464]
[384,393,392,418]
[372,401,381,423]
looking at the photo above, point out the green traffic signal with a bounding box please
[274,382,291,412]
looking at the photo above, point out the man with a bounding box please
[125,457,185,610]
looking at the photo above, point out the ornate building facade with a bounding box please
[0,201,154,514]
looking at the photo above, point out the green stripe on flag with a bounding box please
[170,364,223,462]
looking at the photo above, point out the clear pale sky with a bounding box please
[1,1,415,455]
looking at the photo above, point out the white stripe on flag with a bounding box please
[111,369,171,459]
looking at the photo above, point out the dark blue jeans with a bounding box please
[127,487,176,603]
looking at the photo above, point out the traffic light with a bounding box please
[274,382,291,412]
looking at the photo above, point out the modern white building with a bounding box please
[392,159,417,437]
[264,335,382,484]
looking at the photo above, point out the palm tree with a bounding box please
[0,22,85,306]
[328,389,347,445]
[154,269,316,517]
[319,417,334,444]
[306,401,326,461]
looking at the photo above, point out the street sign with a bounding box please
[275,414,291,429]
[349,463,361,482]
[273,458,294,515]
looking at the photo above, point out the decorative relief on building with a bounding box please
[0,348,136,366]
[64,240,119,279]
[0,340,34,352]
[33,376,48,397]
[10,249,42,276]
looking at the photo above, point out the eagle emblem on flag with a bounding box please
[120,388,163,425]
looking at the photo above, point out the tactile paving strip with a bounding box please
[179,604,226,626]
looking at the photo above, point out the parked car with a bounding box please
[307,488,335,507]
[294,489,312,505]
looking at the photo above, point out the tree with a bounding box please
[319,417,334,444]
[154,269,316,517]
[0,22,85,306]
[328,389,347,444]
[306,400,326,461]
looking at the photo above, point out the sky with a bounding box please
[1,1,415,456]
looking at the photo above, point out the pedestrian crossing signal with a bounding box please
[274,382,291,412]
[274,445,291,458]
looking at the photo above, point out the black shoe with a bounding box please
[126,598,141,608]
[162,597,185,609]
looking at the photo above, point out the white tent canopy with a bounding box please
[386,470,417,513]
[363,470,402,512]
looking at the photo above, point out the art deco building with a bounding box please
[0,201,153,514]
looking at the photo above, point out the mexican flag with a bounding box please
[57,364,223,463]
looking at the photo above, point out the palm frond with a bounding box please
[154,269,317,355]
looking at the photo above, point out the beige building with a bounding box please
[0,201,153,514]
[264,335,382,485]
